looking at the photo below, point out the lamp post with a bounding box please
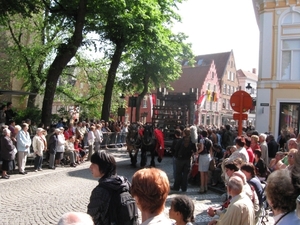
[118,94,126,122]
[245,83,252,94]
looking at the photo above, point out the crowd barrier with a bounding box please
[99,132,128,148]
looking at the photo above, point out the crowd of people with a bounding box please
[168,123,300,224]
[0,116,130,179]
[1,103,300,225]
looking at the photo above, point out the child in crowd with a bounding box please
[169,195,195,225]
[74,138,86,163]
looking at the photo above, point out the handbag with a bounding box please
[209,158,216,171]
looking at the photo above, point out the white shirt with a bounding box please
[94,129,103,143]
[88,130,95,145]
[141,214,174,225]
[56,134,65,152]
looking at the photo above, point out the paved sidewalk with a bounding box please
[0,148,273,225]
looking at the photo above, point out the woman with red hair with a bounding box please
[131,168,173,225]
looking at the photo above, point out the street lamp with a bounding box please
[118,94,126,122]
[245,83,252,94]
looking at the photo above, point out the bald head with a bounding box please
[227,176,244,196]
[57,212,93,225]
[232,170,247,185]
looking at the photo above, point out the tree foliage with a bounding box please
[1,0,194,126]
[89,0,191,122]
[120,30,194,121]
[0,0,41,23]
[0,9,58,108]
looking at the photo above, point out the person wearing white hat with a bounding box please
[32,128,47,172]
[55,128,66,166]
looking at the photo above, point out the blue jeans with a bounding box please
[34,155,43,169]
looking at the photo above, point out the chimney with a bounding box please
[252,68,256,74]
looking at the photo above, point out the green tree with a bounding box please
[0,0,41,23]
[91,0,189,122]
[1,9,58,108]
[41,0,88,127]
[1,0,191,127]
[120,31,194,122]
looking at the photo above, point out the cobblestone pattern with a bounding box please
[0,149,273,225]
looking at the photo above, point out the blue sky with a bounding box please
[173,0,259,72]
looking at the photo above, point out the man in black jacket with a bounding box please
[170,129,182,179]
[171,128,197,192]
[267,134,279,161]
[221,125,233,149]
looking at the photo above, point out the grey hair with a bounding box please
[227,176,243,194]
[57,212,93,225]
[2,128,11,136]
[14,125,21,132]
[259,133,267,141]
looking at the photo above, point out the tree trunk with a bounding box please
[135,72,150,123]
[27,93,37,108]
[101,41,125,122]
[41,0,87,127]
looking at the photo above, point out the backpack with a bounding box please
[99,184,138,225]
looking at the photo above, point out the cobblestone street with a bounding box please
[0,148,273,225]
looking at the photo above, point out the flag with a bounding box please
[196,94,206,108]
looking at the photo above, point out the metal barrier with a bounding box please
[100,132,128,148]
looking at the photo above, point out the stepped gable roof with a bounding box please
[237,69,258,81]
[170,65,211,93]
[194,51,231,80]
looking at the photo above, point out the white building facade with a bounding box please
[253,0,300,137]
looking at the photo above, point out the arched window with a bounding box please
[278,9,300,80]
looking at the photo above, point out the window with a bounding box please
[210,101,213,110]
[227,85,230,95]
[223,84,227,94]
[197,59,203,66]
[207,83,211,90]
[213,85,216,92]
[279,11,300,80]
[231,72,235,81]
[142,97,147,108]
[227,71,230,80]
[281,40,300,80]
